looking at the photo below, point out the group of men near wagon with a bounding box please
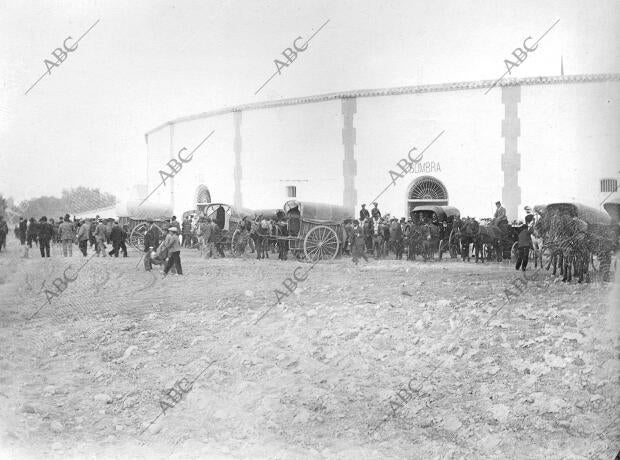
[1,199,541,277]
[344,201,448,264]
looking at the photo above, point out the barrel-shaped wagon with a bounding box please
[279,200,352,261]
[116,201,172,251]
[411,205,461,257]
[197,202,254,253]
[540,202,615,278]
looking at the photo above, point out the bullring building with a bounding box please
[142,73,620,221]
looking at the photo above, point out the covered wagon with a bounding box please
[540,202,615,280]
[115,201,172,251]
[279,200,352,261]
[411,205,461,258]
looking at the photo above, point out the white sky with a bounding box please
[0,0,618,203]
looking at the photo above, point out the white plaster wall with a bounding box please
[145,80,620,221]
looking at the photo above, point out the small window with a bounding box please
[286,186,297,198]
[600,178,618,193]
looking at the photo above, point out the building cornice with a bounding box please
[145,73,620,139]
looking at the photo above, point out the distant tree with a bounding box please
[61,187,117,214]
[13,188,117,219]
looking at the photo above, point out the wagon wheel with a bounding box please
[130,223,161,251]
[304,226,339,261]
[129,223,148,251]
[511,241,519,262]
[231,228,251,257]
[448,228,460,258]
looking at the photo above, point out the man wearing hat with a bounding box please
[94,218,108,257]
[359,204,370,222]
[37,216,53,258]
[371,202,381,219]
[494,201,507,222]
[350,219,368,264]
[143,219,161,271]
[77,218,91,256]
[59,214,75,257]
[108,221,124,257]
[161,226,183,275]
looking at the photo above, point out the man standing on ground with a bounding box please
[27,217,38,249]
[77,218,90,256]
[144,220,161,270]
[351,220,368,264]
[37,216,53,257]
[94,219,107,257]
[108,221,123,257]
[120,224,129,257]
[161,227,183,276]
[59,214,75,257]
[19,217,27,246]
[515,224,532,272]
[182,216,192,248]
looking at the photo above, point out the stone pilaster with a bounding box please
[233,111,243,208]
[501,86,521,221]
[169,124,175,210]
[342,98,357,214]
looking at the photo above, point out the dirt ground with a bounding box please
[0,238,618,459]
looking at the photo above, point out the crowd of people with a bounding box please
[10,214,130,259]
[0,199,563,280]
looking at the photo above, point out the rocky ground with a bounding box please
[0,239,618,459]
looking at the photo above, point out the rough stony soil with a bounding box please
[0,239,618,459]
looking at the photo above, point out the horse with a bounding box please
[464,218,502,263]
[405,217,426,260]
[540,213,593,282]
[420,222,440,260]
[252,218,273,260]
[458,218,477,262]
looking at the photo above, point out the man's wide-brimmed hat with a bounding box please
[169,227,178,232]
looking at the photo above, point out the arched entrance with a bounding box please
[195,185,211,214]
[407,176,448,216]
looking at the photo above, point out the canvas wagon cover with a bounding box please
[253,208,285,220]
[202,203,254,220]
[116,201,173,221]
[603,198,620,222]
[546,202,611,225]
[283,200,352,224]
[412,205,460,221]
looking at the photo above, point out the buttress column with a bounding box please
[501,86,521,221]
[342,98,357,214]
[233,111,243,208]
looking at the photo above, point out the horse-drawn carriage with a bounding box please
[411,205,461,258]
[194,202,254,253]
[274,200,350,261]
[229,207,284,257]
[116,201,172,251]
[537,202,615,281]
